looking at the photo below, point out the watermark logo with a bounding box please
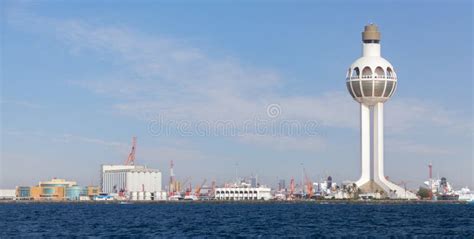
[266,103,281,118]
[147,103,320,137]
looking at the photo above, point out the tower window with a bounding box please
[373,80,386,97]
[361,80,373,97]
[375,67,385,78]
[389,82,397,97]
[346,82,355,98]
[384,81,394,97]
[351,67,360,78]
[351,81,362,97]
[387,67,394,78]
[362,67,372,78]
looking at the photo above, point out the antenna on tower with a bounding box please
[125,136,137,165]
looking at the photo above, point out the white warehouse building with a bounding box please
[101,165,162,194]
[214,186,272,201]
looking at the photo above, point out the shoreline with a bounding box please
[0,199,469,205]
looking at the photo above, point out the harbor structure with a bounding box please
[278,179,286,191]
[214,182,272,201]
[0,189,16,200]
[100,137,166,200]
[15,178,98,201]
[346,24,416,199]
[250,176,258,188]
[423,163,460,200]
[100,164,140,193]
[456,187,474,202]
[100,164,164,200]
[424,174,460,201]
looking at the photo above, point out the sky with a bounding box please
[1,0,472,190]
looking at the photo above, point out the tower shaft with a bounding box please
[356,102,414,198]
[356,104,370,186]
[373,102,384,183]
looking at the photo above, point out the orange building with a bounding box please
[16,178,98,201]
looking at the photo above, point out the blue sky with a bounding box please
[1,0,472,189]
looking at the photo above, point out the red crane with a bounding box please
[194,179,207,197]
[125,137,137,165]
[185,182,192,197]
[304,170,313,199]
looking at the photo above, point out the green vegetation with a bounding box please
[417,187,431,199]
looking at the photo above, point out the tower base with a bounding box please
[357,179,417,199]
[358,180,386,194]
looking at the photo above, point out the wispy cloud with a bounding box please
[1,100,43,109]
[139,146,207,163]
[51,134,126,148]
[5,5,472,153]
[4,129,44,138]
[386,139,457,155]
[5,129,127,149]
[238,133,327,152]
[384,99,472,135]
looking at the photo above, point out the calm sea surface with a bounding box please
[1,202,473,238]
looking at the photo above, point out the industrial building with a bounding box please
[100,164,163,199]
[99,137,166,200]
[0,189,16,200]
[100,164,137,193]
[16,178,99,201]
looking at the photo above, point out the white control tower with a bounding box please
[346,24,416,199]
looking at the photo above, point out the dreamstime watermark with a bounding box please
[148,104,320,137]
[266,103,281,118]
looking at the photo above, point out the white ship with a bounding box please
[183,194,199,201]
[424,177,458,200]
[168,194,183,201]
[456,187,474,202]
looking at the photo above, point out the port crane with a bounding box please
[125,136,137,165]
[181,177,191,193]
[183,179,207,200]
[304,170,313,199]
[194,179,207,198]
